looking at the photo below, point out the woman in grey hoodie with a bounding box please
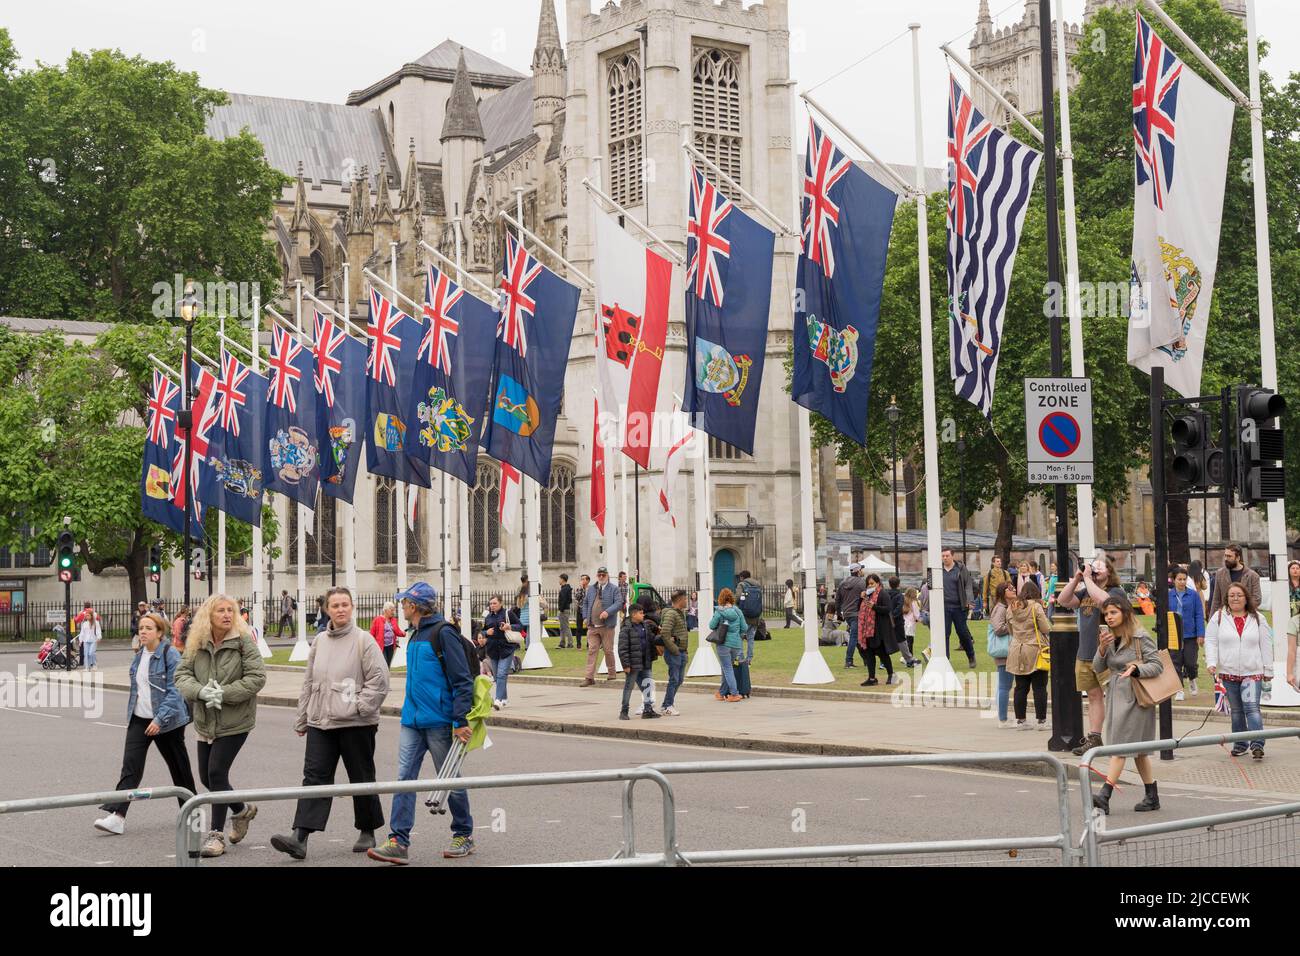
[271,587,390,860]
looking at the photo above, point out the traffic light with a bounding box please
[1171,411,1225,491]
[149,545,161,583]
[56,530,75,583]
[1234,385,1286,507]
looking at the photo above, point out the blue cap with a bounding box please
[395,582,439,607]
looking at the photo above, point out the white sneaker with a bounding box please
[1036,720,1048,731]
[997,720,1011,729]
[1190,679,1199,697]
[1174,690,1185,701]
[663,706,679,716]
[1015,720,1032,731]
[492,699,503,710]
[93,813,125,835]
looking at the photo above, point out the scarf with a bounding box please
[857,587,879,649]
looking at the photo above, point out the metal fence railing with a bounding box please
[1077,728,1300,867]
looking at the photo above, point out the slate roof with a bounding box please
[347,39,524,105]
[0,316,112,338]
[481,77,537,155]
[208,93,399,188]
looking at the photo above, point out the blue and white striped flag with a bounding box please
[946,75,1041,418]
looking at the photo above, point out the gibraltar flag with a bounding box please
[1127,12,1233,398]
[590,397,606,534]
[499,461,521,534]
[594,209,672,468]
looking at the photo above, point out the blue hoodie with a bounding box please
[401,614,474,730]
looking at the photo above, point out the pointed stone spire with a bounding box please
[291,161,311,231]
[440,47,485,143]
[372,156,395,226]
[533,0,562,65]
[533,0,565,137]
[399,137,422,212]
[357,165,374,233]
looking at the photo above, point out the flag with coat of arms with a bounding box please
[682,165,774,456]
[141,370,187,535]
[1126,11,1234,399]
[364,287,431,488]
[792,118,897,446]
[482,232,581,486]
[197,348,268,526]
[265,324,322,506]
[313,311,368,505]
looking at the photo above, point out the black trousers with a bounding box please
[101,715,197,816]
[291,725,384,833]
[866,647,894,679]
[382,644,395,666]
[1176,640,1200,681]
[1013,671,1049,722]
[196,732,249,831]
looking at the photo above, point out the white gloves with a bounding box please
[198,678,224,710]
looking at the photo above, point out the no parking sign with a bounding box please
[1024,377,1094,484]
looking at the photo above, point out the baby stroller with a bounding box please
[39,626,81,670]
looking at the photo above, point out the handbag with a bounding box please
[504,628,522,645]
[1132,649,1181,708]
[986,626,1010,660]
[706,626,726,645]
[1032,610,1051,673]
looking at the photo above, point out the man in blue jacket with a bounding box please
[369,582,475,865]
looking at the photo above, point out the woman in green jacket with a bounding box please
[175,593,267,858]
[708,588,745,702]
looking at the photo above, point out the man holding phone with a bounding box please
[1059,556,1127,755]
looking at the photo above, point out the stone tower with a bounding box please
[532,0,566,155]
[440,47,485,226]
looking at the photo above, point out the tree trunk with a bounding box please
[992,446,1016,564]
[126,542,148,606]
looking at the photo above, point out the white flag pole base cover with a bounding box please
[521,628,552,669]
[914,655,963,694]
[390,637,407,670]
[254,628,272,659]
[288,634,310,663]
[792,648,834,685]
[686,640,721,678]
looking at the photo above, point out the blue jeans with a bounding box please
[717,645,739,697]
[664,652,686,708]
[83,643,97,668]
[621,668,652,713]
[996,664,1012,722]
[493,655,511,702]
[1222,679,1265,750]
[389,724,473,846]
[843,616,859,664]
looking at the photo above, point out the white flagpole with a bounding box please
[342,261,358,597]
[392,242,408,595]
[440,472,451,612]
[216,315,228,597]
[289,280,310,662]
[1056,1,1096,563]
[909,23,957,693]
[249,294,270,657]
[1245,0,1293,703]
[453,219,473,639]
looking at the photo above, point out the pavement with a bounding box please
[65,659,1300,800]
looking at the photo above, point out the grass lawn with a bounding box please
[269,616,1181,695]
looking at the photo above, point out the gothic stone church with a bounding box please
[205,0,806,598]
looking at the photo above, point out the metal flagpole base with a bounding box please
[792,648,834,685]
[521,630,552,669]
[914,655,962,693]
[288,634,310,663]
[686,641,721,678]
[390,638,407,670]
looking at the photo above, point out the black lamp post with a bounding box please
[956,436,968,567]
[178,280,199,614]
[885,396,901,576]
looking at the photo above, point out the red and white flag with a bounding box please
[591,397,606,535]
[499,461,521,534]
[594,209,671,469]
[657,405,696,528]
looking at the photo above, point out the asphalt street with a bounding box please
[0,657,1289,867]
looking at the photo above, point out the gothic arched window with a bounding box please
[375,478,425,565]
[692,47,743,187]
[470,460,502,565]
[541,462,576,565]
[606,50,644,206]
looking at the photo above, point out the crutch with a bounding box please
[424,737,468,814]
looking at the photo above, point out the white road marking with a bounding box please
[963,792,978,796]
[734,806,749,810]
[910,794,926,798]
[94,861,112,865]
[854,797,870,802]
[545,820,562,824]
[95,721,128,729]
[0,708,61,718]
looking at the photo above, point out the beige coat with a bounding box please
[1005,602,1052,676]
[295,620,389,733]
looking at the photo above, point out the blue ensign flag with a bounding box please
[364,287,431,488]
[312,311,367,504]
[197,349,268,526]
[264,324,321,507]
[482,233,581,486]
[792,119,896,446]
[141,369,186,535]
[404,265,498,487]
[682,165,774,456]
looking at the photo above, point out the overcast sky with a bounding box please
[4,1,1295,168]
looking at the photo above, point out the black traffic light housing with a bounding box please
[1234,386,1286,507]
[56,530,75,583]
[149,544,161,583]
[1171,411,1226,490]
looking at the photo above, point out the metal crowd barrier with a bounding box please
[0,786,195,818]
[173,766,682,867]
[613,752,1078,867]
[1078,728,1300,867]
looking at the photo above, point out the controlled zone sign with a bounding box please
[1024,377,1093,485]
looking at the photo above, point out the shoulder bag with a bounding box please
[1033,609,1051,673]
[1132,648,1181,708]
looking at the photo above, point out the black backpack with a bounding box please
[738,581,763,619]
[429,617,479,683]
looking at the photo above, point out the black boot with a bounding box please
[1092,782,1113,815]
[352,829,376,853]
[270,829,309,860]
[1134,782,1160,812]
[618,709,630,721]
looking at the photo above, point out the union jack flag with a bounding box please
[214,350,250,435]
[313,311,347,408]
[1213,677,1229,714]
[366,288,407,386]
[146,370,179,447]
[686,166,734,308]
[267,325,304,412]
[947,76,993,238]
[498,234,540,358]
[1133,12,1181,210]
[170,365,217,514]
[802,119,853,278]
[420,265,463,374]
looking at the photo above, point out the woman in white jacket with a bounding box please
[1205,582,1273,760]
[77,604,102,670]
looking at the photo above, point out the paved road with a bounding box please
[0,676,1288,867]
